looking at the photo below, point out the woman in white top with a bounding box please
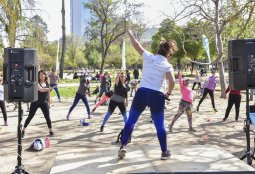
[118,29,177,160]
[192,70,202,90]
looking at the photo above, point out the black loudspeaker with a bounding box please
[228,39,255,90]
[3,48,38,102]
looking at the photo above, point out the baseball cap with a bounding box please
[182,77,189,81]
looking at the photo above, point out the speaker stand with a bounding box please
[240,89,255,165]
[12,102,29,174]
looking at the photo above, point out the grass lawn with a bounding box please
[50,86,99,98]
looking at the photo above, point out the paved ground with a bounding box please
[0,86,255,173]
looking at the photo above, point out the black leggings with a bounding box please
[108,100,126,115]
[24,102,52,129]
[197,88,216,109]
[224,94,241,120]
[0,101,7,122]
[192,82,201,90]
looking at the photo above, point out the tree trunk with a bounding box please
[60,0,66,79]
[8,15,16,47]
[100,52,106,74]
[216,33,226,98]
[214,0,226,98]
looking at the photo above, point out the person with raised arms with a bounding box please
[118,29,177,160]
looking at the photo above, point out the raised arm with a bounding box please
[127,29,145,56]
[115,71,122,86]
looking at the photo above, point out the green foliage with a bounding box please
[84,40,101,69]
[84,0,143,73]
[50,86,99,98]
[51,86,77,98]
[65,34,86,68]
[125,43,142,66]
[151,17,218,67]
[0,0,22,47]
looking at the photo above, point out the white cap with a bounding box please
[182,77,189,81]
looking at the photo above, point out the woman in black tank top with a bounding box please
[100,71,129,132]
[22,69,54,138]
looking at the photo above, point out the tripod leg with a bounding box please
[12,102,29,173]
[240,153,247,160]
[247,154,252,165]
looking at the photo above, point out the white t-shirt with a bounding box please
[139,51,174,92]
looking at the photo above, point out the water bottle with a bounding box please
[80,118,85,125]
[44,137,51,148]
[80,118,90,126]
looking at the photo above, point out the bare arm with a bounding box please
[127,29,145,56]
[115,71,121,86]
[38,84,51,93]
[165,71,175,96]
[125,95,128,107]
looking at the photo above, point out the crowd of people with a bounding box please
[0,28,243,161]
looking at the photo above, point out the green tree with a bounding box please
[0,0,36,47]
[21,15,48,50]
[84,40,101,71]
[0,0,22,47]
[177,0,255,97]
[65,34,85,68]
[84,0,142,73]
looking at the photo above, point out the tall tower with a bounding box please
[70,0,90,37]
[70,0,81,36]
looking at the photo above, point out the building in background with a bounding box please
[70,0,90,37]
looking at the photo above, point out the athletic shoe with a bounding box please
[213,108,218,112]
[188,127,196,132]
[100,126,104,132]
[66,114,70,121]
[4,121,8,126]
[161,150,171,160]
[118,146,126,158]
[222,117,227,122]
[49,131,54,136]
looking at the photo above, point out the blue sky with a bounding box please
[37,0,178,41]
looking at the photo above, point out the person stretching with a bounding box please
[91,90,113,112]
[169,71,196,132]
[0,79,7,126]
[196,70,218,112]
[22,69,54,138]
[223,85,241,122]
[100,72,128,132]
[66,75,91,120]
[48,68,61,102]
[118,29,177,160]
